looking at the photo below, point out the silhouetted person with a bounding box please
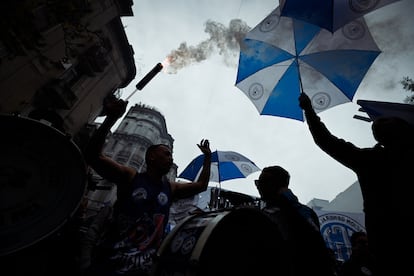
[83,96,212,275]
[255,165,335,276]
[339,231,375,276]
[299,92,414,276]
[327,247,343,276]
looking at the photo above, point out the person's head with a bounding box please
[372,116,413,147]
[145,144,173,175]
[255,165,290,201]
[349,231,369,257]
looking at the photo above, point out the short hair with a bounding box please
[144,144,169,163]
[262,166,290,188]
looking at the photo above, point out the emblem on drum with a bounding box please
[181,236,196,255]
[171,235,185,253]
[171,229,199,255]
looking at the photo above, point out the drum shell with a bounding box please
[152,207,288,276]
[0,114,87,260]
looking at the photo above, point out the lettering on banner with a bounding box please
[318,212,365,262]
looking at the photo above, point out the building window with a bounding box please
[122,122,128,131]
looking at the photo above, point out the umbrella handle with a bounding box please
[299,71,304,93]
[295,58,304,94]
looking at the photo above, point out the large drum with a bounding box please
[0,114,87,262]
[152,207,288,276]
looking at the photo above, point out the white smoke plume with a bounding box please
[164,19,251,74]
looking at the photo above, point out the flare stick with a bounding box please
[135,62,163,90]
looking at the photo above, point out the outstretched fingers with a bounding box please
[197,139,211,155]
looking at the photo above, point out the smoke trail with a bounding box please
[359,1,414,93]
[164,19,251,74]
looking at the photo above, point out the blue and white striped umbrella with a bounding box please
[279,0,400,33]
[235,7,381,121]
[178,150,260,183]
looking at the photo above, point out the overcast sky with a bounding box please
[117,0,413,203]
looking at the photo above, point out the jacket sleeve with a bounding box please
[303,106,363,170]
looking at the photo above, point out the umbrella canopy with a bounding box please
[178,150,260,183]
[357,99,414,127]
[235,7,381,121]
[279,0,400,33]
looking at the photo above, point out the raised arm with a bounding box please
[298,92,362,168]
[171,139,212,199]
[84,96,136,184]
[298,92,325,136]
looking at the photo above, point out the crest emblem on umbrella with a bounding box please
[235,7,381,121]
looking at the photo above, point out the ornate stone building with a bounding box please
[0,0,136,149]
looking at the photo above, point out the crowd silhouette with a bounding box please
[299,92,414,276]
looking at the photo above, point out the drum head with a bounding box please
[198,208,287,276]
[154,207,288,276]
[0,114,87,256]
